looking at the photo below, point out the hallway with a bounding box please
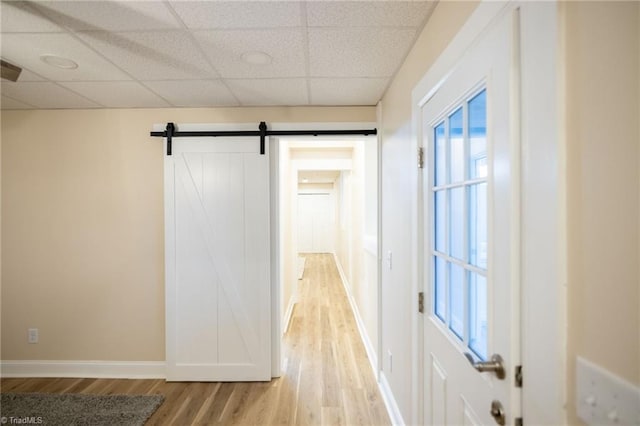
[283,253,389,425]
[0,254,389,425]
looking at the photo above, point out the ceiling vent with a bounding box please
[1,59,22,82]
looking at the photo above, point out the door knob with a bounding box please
[463,352,506,379]
[490,400,506,425]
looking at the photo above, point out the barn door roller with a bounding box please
[150,121,377,156]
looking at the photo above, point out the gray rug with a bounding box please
[0,393,164,426]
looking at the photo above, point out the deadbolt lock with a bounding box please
[490,400,506,425]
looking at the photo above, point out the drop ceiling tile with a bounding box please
[0,1,65,33]
[193,29,305,78]
[309,77,388,105]
[32,1,181,32]
[1,95,34,109]
[170,1,303,29]
[143,80,238,107]
[226,78,308,106]
[307,1,434,28]
[60,81,170,108]
[16,68,47,82]
[1,33,131,81]
[1,81,99,108]
[76,30,217,80]
[309,27,416,77]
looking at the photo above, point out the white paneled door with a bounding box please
[297,193,335,253]
[421,8,521,426]
[165,136,270,381]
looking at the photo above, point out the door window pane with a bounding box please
[449,263,464,339]
[449,108,464,183]
[435,190,446,253]
[449,187,464,260]
[469,272,487,359]
[434,122,446,186]
[434,257,446,321]
[430,86,489,360]
[469,183,487,269]
[469,90,487,179]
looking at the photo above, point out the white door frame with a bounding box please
[410,2,565,424]
[158,121,377,380]
[268,121,378,377]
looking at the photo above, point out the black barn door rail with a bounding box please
[150,121,377,156]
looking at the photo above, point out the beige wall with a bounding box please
[0,106,375,361]
[379,1,639,422]
[379,1,479,420]
[564,2,640,423]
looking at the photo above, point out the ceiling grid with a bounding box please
[0,0,437,109]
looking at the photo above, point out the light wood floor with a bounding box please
[1,254,390,425]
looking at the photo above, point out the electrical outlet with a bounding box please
[28,328,38,344]
[576,357,640,425]
[388,350,393,373]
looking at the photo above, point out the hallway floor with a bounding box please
[1,254,390,425]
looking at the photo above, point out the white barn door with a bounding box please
[165,136,270,381]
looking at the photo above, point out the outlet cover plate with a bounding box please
[576,357,640,425]
[28,328,38,344]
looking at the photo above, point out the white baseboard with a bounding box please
[332,254,378,379]
[283,296,296,335]
[334,254,403,425]
[0,360,166,379]
[380,371,406,426]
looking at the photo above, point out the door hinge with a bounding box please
[418,292,425,313]
[418,147,424,169]
[515,365,522,388]
[515,417,523,426]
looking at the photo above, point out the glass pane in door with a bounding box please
[469,272,487,358]
[449,187,464,260]
[469,183,487,269]
[434,123,446,186]
[449,108,464,183]
[435,190,446,253]
[469,90,487,179]
[449,263,464,339]
[434,257,447,321]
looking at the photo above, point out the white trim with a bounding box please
[292,158,352,171]
[269,121,377,132]
[270,135,282,378]
[335,251,405,426]
[412,1,511,108]
[0,361,165,379]
[379,371,406,426]
[363,234,377,256]
[333,254,378,375]
[518,2,565,423]
[282,297,296,335]
[376,101,384,384]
